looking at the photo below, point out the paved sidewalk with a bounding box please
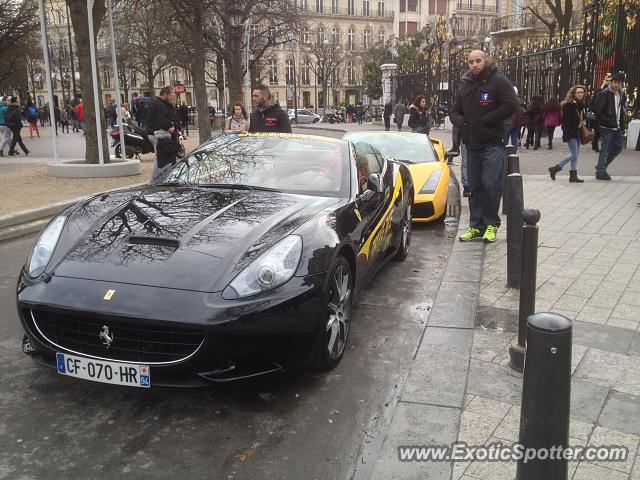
[455,174,640,480]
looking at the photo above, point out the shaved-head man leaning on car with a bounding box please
[450,50,518,243]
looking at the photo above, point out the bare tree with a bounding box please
[207,0,301,105]
[302,33,344,111]
[521,0,574,38]
[0,0,38,85]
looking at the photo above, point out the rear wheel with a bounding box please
[394,204,412,261]
[328,116,336,124]
[310,256,353,369]
[114,144,135,159]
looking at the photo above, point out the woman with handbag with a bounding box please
[548,85,588,183]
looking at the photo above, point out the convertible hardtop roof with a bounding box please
[238,132,347,144]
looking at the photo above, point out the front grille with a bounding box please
[413,202,435,219]
[31,309,205,364]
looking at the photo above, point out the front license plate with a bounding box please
[56,352,151,388]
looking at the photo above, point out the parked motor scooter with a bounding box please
[111,123,185,159]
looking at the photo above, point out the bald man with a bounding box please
[450,50,517,243]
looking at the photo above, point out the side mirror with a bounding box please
[367,173,383,193]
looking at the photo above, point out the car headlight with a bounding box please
[222,235,303,299]
[419,169,443,194]
[27,216,66,278]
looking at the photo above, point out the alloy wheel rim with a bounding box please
[325,264,352,360]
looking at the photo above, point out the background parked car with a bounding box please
[288,109,321,124]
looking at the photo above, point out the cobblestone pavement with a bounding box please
[455,173,640,480]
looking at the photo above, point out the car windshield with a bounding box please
[343,132,439,164]
[160,134,351,197]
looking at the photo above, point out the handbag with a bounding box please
[578,111,594,145]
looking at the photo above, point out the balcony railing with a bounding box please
[454,2,499,13]
[490,13,539,32]
[298,6,394,18]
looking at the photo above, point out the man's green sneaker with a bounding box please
[483,225,498,243]
[459,228,483,242]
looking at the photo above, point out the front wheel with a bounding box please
[328,116,336,124]
[394,204,412,261]
[114,144,135,159]
[310,256,353,370]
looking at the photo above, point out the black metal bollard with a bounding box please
[516,313,572,480]
[506,173,524,288]
[508,154,520,175]
[502,144,516,214]
[510,208,541,371]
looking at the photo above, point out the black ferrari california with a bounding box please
[17,133,414,387]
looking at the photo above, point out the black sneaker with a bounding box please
[463,186,470,197]
[595,173,611,180]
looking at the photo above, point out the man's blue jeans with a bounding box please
[597,128,625,175]
[503,123,519,153]
[467,145,504,230]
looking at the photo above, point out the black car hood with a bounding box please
[53,186,340,292]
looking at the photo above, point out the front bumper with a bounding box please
[17,272,326,386]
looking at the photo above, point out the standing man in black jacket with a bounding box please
[147,86,176,179]
[591,72,627,181]
[248,85,291,133]
[450,50,518,243]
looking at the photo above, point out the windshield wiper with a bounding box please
[197,183,282,193]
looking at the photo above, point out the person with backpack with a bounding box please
[6,97,29,156]
[0,96,10,156]
[540,98,562,149]
[26,101,40,139]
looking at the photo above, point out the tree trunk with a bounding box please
[147,63,155,97]
[227,28,245,106]
[67,0,109,164]
[190,9,210,143]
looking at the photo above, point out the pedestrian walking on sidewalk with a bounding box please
[75,99,85,133]
[408,95,432,135]
[591,72,627,181]
[0,96,11,156]
[540,97,561,149]
[383,100,392,131]
[155,119,180,171]
[548,85,586,183]
[26,101,40,139]
[178,102,190,136]
[6,97,29,156]
[450,50,518,243]
[524,95,544,149]
[394,100,407,131]
[225,103,250,134]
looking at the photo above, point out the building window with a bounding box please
[102,65,111,89]
[363,0,370,15]
[268,26,277,45]
[299,0,307,10]
[399,0,405,12]
[316,0,323,12]
[378,0,385,16]
[286,59,295,84]
[480,18,487,35]
[378,28,385,43]
[169,66,179,84]
[347,0,355,15]
[363,28,371,48]
[407,0,417,11]
[302,60,311,84]
[183,68,191,85]
[269,58,278,85]
[347,61,356,84]
[317,26,325,44]
[58,10,65,24]
[332,26,340,45]
[302,26,310,44]
[332,0,339,13]
[347,28,355,50]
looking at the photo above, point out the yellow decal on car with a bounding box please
[358,172,404,259]
[103,289,116,300]
[354,208,362,222]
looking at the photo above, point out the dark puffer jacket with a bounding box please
[450,65,518,149]
[249,103,292,133]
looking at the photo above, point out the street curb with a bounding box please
[0,182,147,241]
[365,198,486,480]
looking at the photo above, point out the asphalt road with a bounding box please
[0,185,459,477]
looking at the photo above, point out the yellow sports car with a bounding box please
[343,132,450,222]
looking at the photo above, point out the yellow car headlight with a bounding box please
[419,169,442,194]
